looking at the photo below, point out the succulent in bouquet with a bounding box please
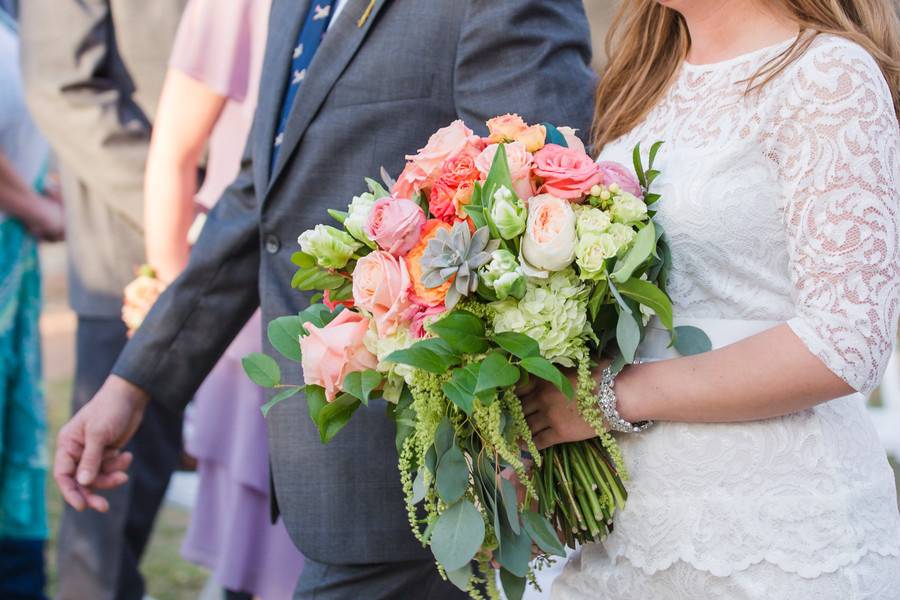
[242,115,710,599]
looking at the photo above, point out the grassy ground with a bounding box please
[43,379,209,600]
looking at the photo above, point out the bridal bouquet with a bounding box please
[243,116,706,599]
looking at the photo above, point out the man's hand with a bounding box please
[55,375,150,511]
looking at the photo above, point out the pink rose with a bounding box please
[365,196,426,256]
[533,144,602,201]
[391,120,484,197]
[300,309,377,401]
[597,161,643,198]
[406,302,447,339]
[475,141,535,200]
[352,251,413,335]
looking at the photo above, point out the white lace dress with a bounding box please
[553,35,900,599]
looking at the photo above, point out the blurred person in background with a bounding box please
[19,2,187,599]
[131,0,305,598]
[0,6,60,600]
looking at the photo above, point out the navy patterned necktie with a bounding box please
[270,0,338,174]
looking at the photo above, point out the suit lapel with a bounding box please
[267,0,389,192]
[253,0,311,196]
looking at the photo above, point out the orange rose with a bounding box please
[405,219,453,306]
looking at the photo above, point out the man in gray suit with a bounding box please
[19,2,186,599]
[53,0,597,597]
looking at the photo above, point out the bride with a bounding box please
[519,0,900,598]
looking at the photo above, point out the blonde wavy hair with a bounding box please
[592,0,900,150]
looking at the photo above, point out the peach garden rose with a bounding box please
[352,250,413,336]
[299,309,378,402]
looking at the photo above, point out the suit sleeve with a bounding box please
[19,0,150,230]
[453,0,598,143]
[111,143,261,413]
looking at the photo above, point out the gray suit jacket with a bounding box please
[113,0,597,564]
[20,0,186,317]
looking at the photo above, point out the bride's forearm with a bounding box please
[615,324,855,424]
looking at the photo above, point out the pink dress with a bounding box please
[169,1,305,597]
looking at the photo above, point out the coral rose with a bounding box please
[533,144,602,201]
[352,251,413,336]
[365,196,426,256]
[300,309,377,401]
[405,219,453,306]
[391,120,483,197]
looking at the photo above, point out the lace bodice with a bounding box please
[600,34,900,395]
[554,35,900,598]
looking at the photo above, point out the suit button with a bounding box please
[264,234,281,254]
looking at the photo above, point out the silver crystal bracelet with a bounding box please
[597,365,653,433]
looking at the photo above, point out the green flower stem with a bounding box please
[553,451,585,533]
[580,444,615,515]
[574,487,601,540]
[570,448,604,523]
[593,445,628,511]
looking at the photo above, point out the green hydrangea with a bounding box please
[491,268,595,366]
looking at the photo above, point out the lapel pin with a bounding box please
[357,0,376,28]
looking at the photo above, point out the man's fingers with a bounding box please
[55,428,87,510]
[76,431,107,486]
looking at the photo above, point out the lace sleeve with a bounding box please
[770,38,900,394]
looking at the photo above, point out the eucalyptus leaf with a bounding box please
[425,446,438,474]
[260,386,304,417]
[522,511,566,557]
[267,316,304,362]
[616,308,641,364]
[542,122,569,148]
[434,419,454,459]
[446,564,472,592]
[436,446,468,504]
[411,469,427,504]
[611,221,655,284]
[499,569,526,600]
[498,476,520,535]
[241,353,281,388]
[490,332,540,359]
[496,519,532,577]
[430,500,485,572]
[673,325,712,356]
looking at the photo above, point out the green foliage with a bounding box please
[386,338,461,373]
[542,122,569,148]
[615,305,641,364]
[616,277,674,330]
[428,311,489,355]
[297,303,342,332]
[327,209,348,224]
[291,251,316,268]
[314,393,361,443]
[305,385,327,422]
[436,446,468,504]
[673,325,713,355]
[499,569,526,600]
[489,332,540,359]
[341,369,382,405]
[611,221,655,284]
[520,357,574,400]
[442,366,479,415]
[291,265,347,291]
[260,386,303,417]
[496,518,531,577]
[498,476,520,535]
[475,352,520,395]
[241,353,280,388]
[430,499,485,572]
[522,511,565,557]
[267,316,304,362]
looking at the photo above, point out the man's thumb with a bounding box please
[76,433,105,486]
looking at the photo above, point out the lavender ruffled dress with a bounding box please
[169,1,304,597]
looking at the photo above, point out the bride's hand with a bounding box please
[521,361,609,450]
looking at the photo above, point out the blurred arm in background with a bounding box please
[0,151,63,241]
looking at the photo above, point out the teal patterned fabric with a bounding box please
[0,217,47,540]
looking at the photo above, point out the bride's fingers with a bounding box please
[522,395,541,417]
[526,411,549,434]
[534,429,557,451]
